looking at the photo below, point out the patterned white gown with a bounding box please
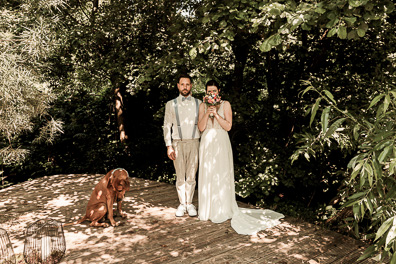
[198,101,284,235]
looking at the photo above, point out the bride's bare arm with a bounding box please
[215,101,232,131]
[198,103,210,132]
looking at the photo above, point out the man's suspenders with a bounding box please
[173,98,199,140]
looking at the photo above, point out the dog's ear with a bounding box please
[124,176,131,191]
[104,169,116,190]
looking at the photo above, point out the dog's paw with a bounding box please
[111,221,120,227]
[120,212,127,218]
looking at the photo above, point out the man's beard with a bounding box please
[181,90,190,96]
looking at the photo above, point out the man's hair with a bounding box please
[205,80,219,91]
[178,73,192,83]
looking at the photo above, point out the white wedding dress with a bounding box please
[198,101,284,235]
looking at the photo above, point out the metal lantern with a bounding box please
[23,219,66,264]
[0,228,16,264]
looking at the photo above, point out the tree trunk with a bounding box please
[231,36,250,94]
[265,50,281,117]
[113,80,128,143]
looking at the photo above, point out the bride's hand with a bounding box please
[208,106,217,116]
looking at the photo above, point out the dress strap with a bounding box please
[192,98,199,139]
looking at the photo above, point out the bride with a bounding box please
[197,80,284,235]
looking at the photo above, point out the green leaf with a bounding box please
[365,198,373,215]
[347,29,358,39]
[378,145,392,163]
[344,17,357,25]
[327,27,338,37]
[375,216,394,241]
[324,118,346,138]
[376,103,385,118]
[357,245,376,261]
[342,198,362,208]
[368,94,385,109]
[390,90,396,99]
[338,26,347,39]
[365,3,374,11]
[350,161,363,181]
[269,34,282,46]
[310,98,321,126]
[301,85,314,97]
[327,11,337,20]
[360,201,365,219]
[348,191,366,200]
[372,159,381,181]
[354,222,359,238]
[269,8,281,16]
[360,170,366,188]
[385,220,396,247]
[212,14,221,21]
[373,132,394,143]
[383,94,390,113]
[348,0,366,7]
[353,203,360,220]
[359,22,369,31]
[357,28,366,37]
[304,152,310,161]
[219,20,227,28]
[391,252,396,264]
[259,37,272,52]
[326,18,339,28]
[301,23,311,31]
[385,1,395,13]
[321,106,330,133]
[315,7,326,14]
[389,158,396,175]
[353,124,360,140]
[202,16,210,24]
[364,163,374,187]
[323,90,336,104]
[189,47,197,59]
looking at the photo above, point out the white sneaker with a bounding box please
[175,204,186,217]
[186,204,197,217]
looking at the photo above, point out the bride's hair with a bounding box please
[205,80,220,92]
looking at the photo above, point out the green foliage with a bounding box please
[0,0,63,173]
[295,80,396,261]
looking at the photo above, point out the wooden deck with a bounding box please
[0,174,380,263]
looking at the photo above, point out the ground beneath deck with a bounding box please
[0,174,380,263]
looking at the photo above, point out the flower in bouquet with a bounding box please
[203,92,222,118]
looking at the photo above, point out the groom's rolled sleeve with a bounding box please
[163,101,173,147]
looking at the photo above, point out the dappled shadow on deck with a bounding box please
[0,174,378,263]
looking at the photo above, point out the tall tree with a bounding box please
[0,0,63,185]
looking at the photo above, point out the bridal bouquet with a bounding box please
[203,92,221,118]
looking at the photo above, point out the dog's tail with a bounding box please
[62,215,88,227]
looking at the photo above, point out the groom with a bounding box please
[163,73,201,217]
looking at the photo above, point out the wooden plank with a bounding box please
[143,225,238,263]
[203,221,324,263]
[114,220,223,263]
[167,230,253,263]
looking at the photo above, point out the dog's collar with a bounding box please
[111,168,129,178]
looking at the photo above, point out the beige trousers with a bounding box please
[172,139,199,205]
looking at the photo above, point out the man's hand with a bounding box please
[167,146,176,160]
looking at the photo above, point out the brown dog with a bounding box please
[64,168,130,227]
